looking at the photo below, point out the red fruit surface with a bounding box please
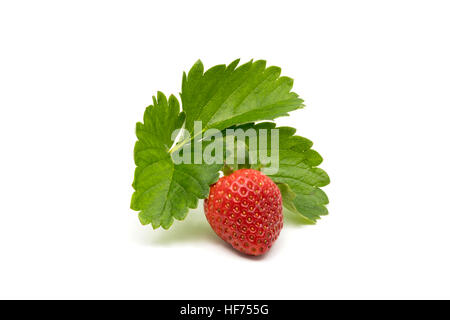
[204,169,283,256]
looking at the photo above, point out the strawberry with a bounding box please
[204,168,283,256]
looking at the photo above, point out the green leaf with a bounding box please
[277,183,299,214]
[278,183,317,225]
[181,59,304,135]
[131,92,221,229]
[229,122,330,223]
[132,60,328,230]
[277,183,297,202]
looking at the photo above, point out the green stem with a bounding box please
[168,130,205,154]
[223,164,234,176]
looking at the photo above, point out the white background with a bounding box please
[1,0,449,299]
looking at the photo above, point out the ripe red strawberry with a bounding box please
[204,168,283,256]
